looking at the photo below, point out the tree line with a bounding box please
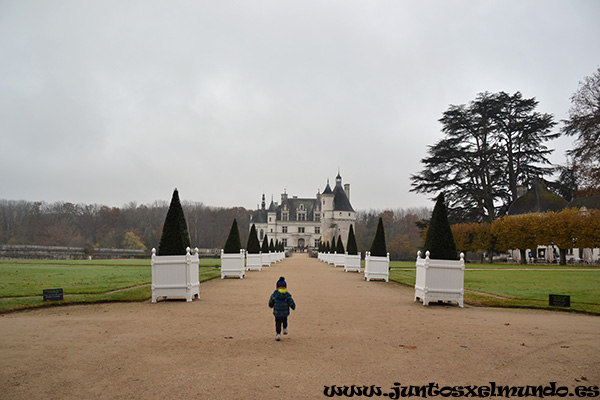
[451,208,600,265]
[0,199,431,260]
[0,199,251,253]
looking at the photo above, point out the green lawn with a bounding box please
[390,263,600,315]
[0,258,221,313]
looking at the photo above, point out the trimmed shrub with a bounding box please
[331,236,337,253]
[247,224,261,254]
[369,217,387,257]
[158,189,191,255]
[336,235,345,253]
[423,193,458,260]
[346,225,358,255]
[269,238,275,252]
[261,234,270,253]
[223,219,242,253]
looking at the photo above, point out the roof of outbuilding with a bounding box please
[568,195,600,210]
[507,181,568,215]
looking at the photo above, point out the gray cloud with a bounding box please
[1,0,599,210]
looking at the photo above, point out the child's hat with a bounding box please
[276,276,287,288]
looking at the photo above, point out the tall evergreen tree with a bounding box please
[223,219,241,253]
[326,241,331,253]
[369,217,387,257]
[331,236,337,253]
[411,91,557,223]
[423,193,458,260]
[246,224,261,254]
[346,224,358,255]
[261,234,269,253]
[157,189,191,255]
[336,235,345,253]
[269,238,275,252]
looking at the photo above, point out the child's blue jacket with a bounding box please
[268,290,296,317]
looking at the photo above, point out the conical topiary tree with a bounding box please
[247,224,261,254]
[336,235,345,253]
[369,217,387,257]
[223,219,242,254]
[331,236,337,253]
[158,189,191,255]
[269,238,275,252]
[261,234,269,253]
[347,225,358,255]
[326,241,331,252]
[423,193,458,260]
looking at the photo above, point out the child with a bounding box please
[268,276,296,341]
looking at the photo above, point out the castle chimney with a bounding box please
[344,184,350,200]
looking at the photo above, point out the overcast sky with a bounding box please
[1,1,599,212]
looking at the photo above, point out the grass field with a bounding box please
[0,258,221,313]
[389,261,600,314]
[1,259,599,315]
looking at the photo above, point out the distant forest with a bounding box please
[0,199,429,260]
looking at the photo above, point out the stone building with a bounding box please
[250,173,356,251]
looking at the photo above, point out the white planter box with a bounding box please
[221,250,246,279]
[327,252,335,265]
[334,252,345,267]
[344,253,361,272]
[246,252,262,271]
[151,247,200,303]
[261,252,271,267]
[414,251,464,307]
[364,252,389,282]
[270,251,278,264]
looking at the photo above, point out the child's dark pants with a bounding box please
[275,317,288,334]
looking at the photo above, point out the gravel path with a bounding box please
[1,253,599,399]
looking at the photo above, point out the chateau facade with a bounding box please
[250,173,356,251]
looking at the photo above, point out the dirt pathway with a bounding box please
[1,253,599,399]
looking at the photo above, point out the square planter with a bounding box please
[364,251,389,282]
[261,252,271,267]
[344,252,361,272]
[246,252,263,271]
[334,252,345,267]
[221,249,246,279]
[151,247,200,302]
[414,251,464,307]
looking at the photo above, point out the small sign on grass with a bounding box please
[43,288,64,302]
[549,294,570,307]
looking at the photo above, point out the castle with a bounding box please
[250,173,356,251]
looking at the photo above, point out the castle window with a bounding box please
[282,226,288,233]
[297,212,306,221]
[315,227,320,234]
[282,239,287,247]
[298,227,305,233]
[282,212,289,221]
[260,229,264,240]
[315,213,320,221]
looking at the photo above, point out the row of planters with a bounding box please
[318,194,465,307]
[151,190,285,303]
[317,219,391,282]
[224,222,285,278]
